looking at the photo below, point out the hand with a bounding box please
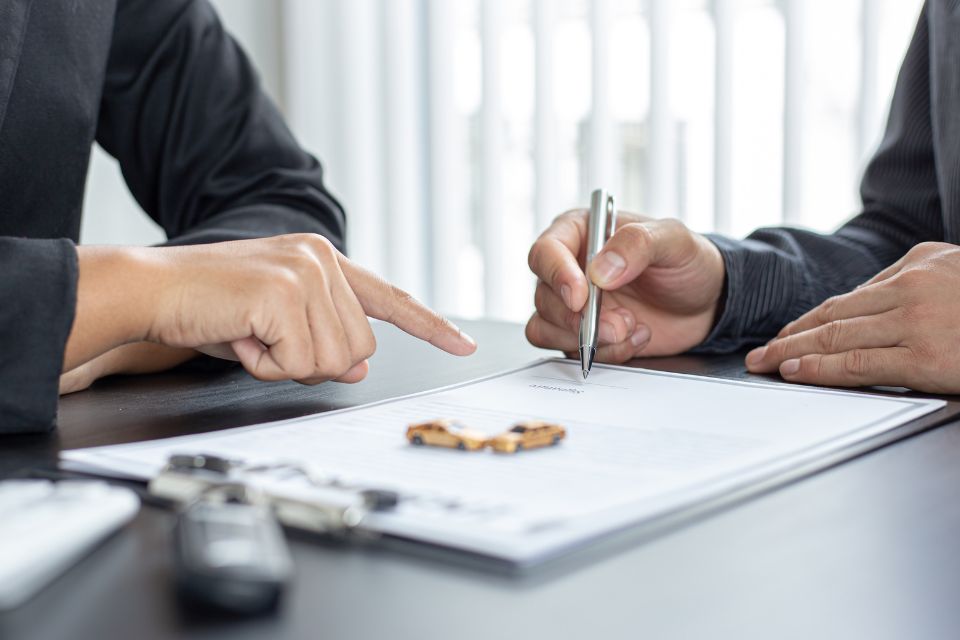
[526,210,725,362]
[59,343,197,395]
[745,242,960,392]
[68,234,476,385]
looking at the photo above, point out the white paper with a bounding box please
[61,359,945,564]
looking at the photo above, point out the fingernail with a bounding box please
[781,359,800,376]
[746,346,767,366]
[591,252,626,286]
[630,324,651,347]
[617,309,636,334]
[599,321,617,343]
[560,284,573,309]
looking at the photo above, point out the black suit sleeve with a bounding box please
[96,0,346,250]
[696,4,941,353]
[0,240,77,434]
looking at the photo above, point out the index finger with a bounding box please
[776,281,900,339]
[528,210,590,312]
[339,257,478,357]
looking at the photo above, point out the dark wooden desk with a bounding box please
[4,319,960,640]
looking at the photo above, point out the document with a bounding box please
[61,359,945,565]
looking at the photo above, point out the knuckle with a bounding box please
[429,312,451,338]
[893,268,925,288]
[661,218,688,236]
[357,329,377,361]
[556,208,586,223]
[817,320,845,352]
[306,232,336,254]
[777,321,795,339]
[527,240,545,273]
[525,317,541,346]
[815,296,840,323]
[618,223,654,250]
[911,241,939,256]
[806,354,824,379]
[534,281,549,311]
[842,349,868,378]
[291,358,317,380]
[391,284,416,306]
[273,270,304,304]
[382,285,420,326]
[289,233,337,262]
[765,338,786,361]
[315,355,349,380]
[337,353,355,377]
[611,341,637,363]
[795,354,820,380]
[525,315,547,347]
[288,246,320,275]
[528,241,566,286]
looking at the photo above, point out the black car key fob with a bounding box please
[174,498,292,614]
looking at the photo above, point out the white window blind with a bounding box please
[273,0,924,323]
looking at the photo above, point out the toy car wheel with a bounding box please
[515,443,523,452]
[552,435,560,445]
[412,435,423,445]
[457,441,466,451]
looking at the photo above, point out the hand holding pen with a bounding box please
[525,196,726,364]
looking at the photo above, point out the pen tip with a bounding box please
[582,369,589,380]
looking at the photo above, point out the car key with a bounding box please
[174,497,292,614]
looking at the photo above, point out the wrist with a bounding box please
[67,246,165,370]
[705,235,727,317]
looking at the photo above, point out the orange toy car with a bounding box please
[406,419,489,451]
[488,420,566,453]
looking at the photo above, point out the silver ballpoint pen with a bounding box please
[579,188,616,379]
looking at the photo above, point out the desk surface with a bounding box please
[3,319,960,640]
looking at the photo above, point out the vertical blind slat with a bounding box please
[712,0,734,234]
[480,0,506,317]
[533,0,558,234]
[426,0,464,312]
[782,0,804,225]
[589,0,615,192]
[382,0,428,298]
[338,0,385,271]
[857,0,881,168]
[648,0,675,219]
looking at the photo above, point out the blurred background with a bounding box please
[82,0,925,322]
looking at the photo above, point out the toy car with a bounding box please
[406,419,489,451]
[488,420,566,453]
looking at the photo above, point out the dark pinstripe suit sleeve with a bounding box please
[695,3,941,353]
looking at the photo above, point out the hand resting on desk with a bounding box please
[62,234,476,389]
[745,241,960,393]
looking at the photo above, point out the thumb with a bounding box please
[230,336,291,381]
[338,257,478,357]
[587,219,695,290]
